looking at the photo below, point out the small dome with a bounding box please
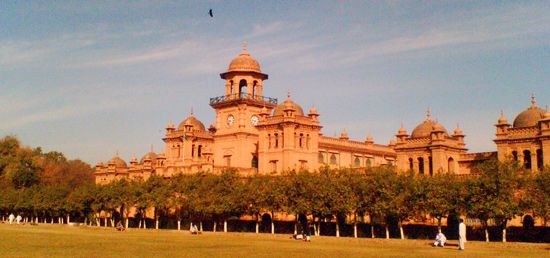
[397,123,407,135]
[365,134,373,142]
[308,106,318,115]
[453,124,464,136]
[140,151,157,164]
[157,152,166,159]
[498,111,508,124]
[166,121,175,129]
[227,49,261,73]
[130,156,138,163]
[410,119,448,138]
[178,114,206,132]
[340,129,348,139]
[108,155,127,168]
[95,161,104,167]
[273,98,304,116]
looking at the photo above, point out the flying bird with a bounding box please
[209,9,213,17]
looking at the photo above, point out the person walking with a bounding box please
[458,218,467,250]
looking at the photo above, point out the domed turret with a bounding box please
[453,124,464,136]
[140,151,157,164]
[273,98,304,116]
[220,44,268,80]
[178,113,206,132]
[410,109,447,138]
[513,95,546,128]
[108,153,127,168]
[340,129,349,140]
[498,110,508,124]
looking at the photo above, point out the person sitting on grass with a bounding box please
[190,224,201,235]
[116,221,125,231]
[433,232,447,247]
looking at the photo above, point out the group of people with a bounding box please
[433,218,467,251]
[7,214,23,225]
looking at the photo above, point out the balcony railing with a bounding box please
[210,93,278,105]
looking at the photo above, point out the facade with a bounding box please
[95,47,549,184]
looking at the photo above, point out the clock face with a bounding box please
[226,115,235,127]
[250,115,259,126]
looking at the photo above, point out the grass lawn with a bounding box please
[0,223,548,258]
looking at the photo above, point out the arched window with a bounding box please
[192,144,195,157]
[366,158,373,168]
[318,153,325,164]
[330,154,337,165]
[409,158,414,171]
[251,156,258,168]
[536,149,543,171]
[252,81,258,99]
[448,157,455,173]
[523,150,531,169]
[354,157,361,167]
[299,133,303,148]
[239,79,247,98]
[418,157,424,175]
[198,145,202,157]
[274,133,279,148]
[268,134,271,149]
[512,151,518,161]
[229,80,234,96]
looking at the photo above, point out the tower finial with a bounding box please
[500,109,504,116]
[426,107,431,120]
[531,93,536,107]
[150,144,154,152]
[242,41,248,54]
[287,89,291,99]
[190,106,194,115]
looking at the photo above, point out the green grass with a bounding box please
[0,223,548,258]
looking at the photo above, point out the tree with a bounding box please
[465,159,524,242]
[424,173,463,232]
[525,167,550,226]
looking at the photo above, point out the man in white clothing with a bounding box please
[8,213,15,225]
[458,218,467,250]
[15,215,22,224]
[433,232,447,247]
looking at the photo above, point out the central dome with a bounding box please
[108,155,127,168]
[513,98,545,128]
[410,119,448,138]
[178,114,206,132]
[227,49,261,73]
[273,98,304,116]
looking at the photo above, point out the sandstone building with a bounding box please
[95,47,549,183]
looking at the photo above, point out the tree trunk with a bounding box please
[155,217,159,230]
[502,227,507,242]
[485,227,489,242]
[111,218,115,228]
[256,219,260,234]
[399,221,405,240]
[385,225,390,239]
[104,217,107,227]
[313,223,317,236]
[271,221,275,234]
[371,224,375,238]
[144,219,147,229]
[138,220,142,229]
[437,218,442,233]
[353,214,358,238]
[200,221,203,232]
[224,219,228,233]
[336,221,340,238]
[317,220,321,236]
[213,221,217,232]
[67,214,70,224]
[177,220,181,231]
[125,218,129,229]
[190,222,193,232]
[294,221,297,235]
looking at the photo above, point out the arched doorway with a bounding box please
[418,157,424,175]
[448,157,455,173]
[523,150,531,169]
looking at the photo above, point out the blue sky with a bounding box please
[1,1,549,164]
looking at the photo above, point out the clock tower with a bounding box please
[209,46,277,171]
